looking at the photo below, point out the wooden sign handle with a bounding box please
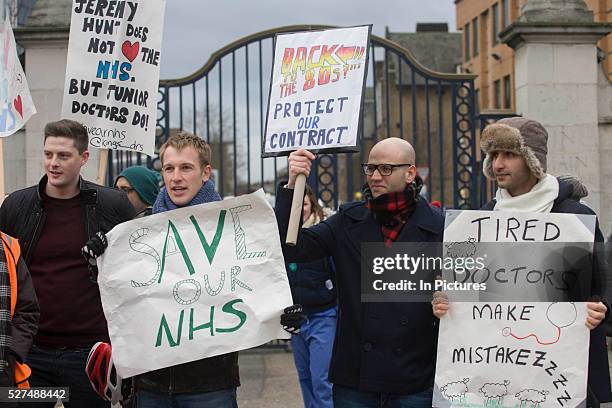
[0,139,5,204]
[286,173,306,246]
[97,148,109,186]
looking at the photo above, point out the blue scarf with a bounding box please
[153,179,221,214]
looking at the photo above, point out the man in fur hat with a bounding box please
[433,116,612,406]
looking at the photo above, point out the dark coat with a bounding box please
[12,256,39,364]
[0,176,136,265]
[287,257,336,315]
[483,179,612,404]
[276,186,444,395]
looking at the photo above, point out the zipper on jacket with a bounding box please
[169,366,174,396]
[25,210,45,264]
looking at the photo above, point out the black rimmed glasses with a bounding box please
[361,163,413,176]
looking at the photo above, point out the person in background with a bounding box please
[115,166,162,218]
[287,184,337,408]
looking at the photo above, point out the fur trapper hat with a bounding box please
[481,117,548,180]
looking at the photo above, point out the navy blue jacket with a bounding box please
[483,179,612,404]
[287,257,336,315]
[276,185,444,395]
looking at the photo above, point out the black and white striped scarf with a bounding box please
[0,240,10,373]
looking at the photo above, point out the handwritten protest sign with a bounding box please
[442,210,596,302]
[434,302,589,408]
[0,17,36,137]
[443,210,595,244]
[61,0,165,155]
[434,210,596,407]
[262,25,371,157]
[97,190,293,377]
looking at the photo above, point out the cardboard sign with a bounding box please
[434,302,589,408]
[62,0,166,155]
[97,190,293,377]
[263,25,370,157]
[0,17,36,137]
[434,210,596,407]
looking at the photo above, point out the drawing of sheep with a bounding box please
[479,380,509,406]
[440,378,470,403]
[515,389,549,408]
[445,238,477,258]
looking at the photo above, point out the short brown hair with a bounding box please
[44,119,89,153]
[159,132,212,168]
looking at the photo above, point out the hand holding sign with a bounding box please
[585,301,607,329]
[432,289,449,319]
[286,149,315,245]
[287,149,315,188]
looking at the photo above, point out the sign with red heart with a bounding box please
[0,18,36,137]
[13,95,22,118]
[62,0,166,156]
[121,41,140,62]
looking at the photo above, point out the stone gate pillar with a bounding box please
[501,0,612,233]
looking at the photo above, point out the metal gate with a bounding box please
[108,25,483,209]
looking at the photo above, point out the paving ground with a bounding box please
[237,345,302,408]
[237,344,612,407]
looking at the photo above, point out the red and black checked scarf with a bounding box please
[364,177,422,246]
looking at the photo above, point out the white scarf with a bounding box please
[494,173,559,213]
[302,212,321,228]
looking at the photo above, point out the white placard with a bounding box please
[98,190,293,377]
[263,25,370,156]
[444,210,596,243]
[434,302,589,408]
[62,0,166,155]
[435,210,596,407]
[0,17,36,137]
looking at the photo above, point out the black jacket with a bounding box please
[0,252,39,387]
[483,178,612,405]
[276,185,443,395]
[0,176,135,265]
[287,257,337,315]
[11,256,39,364]
[134,353,240,395]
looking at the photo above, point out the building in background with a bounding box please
[456,0,611,111]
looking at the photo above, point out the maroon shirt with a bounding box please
[28,192,109,347]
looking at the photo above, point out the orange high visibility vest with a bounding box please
[3,233,31,389]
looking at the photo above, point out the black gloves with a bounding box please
[82,231,108,260]
[281,304,306,334]
[82,231,108,283]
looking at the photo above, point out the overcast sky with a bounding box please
[159,0,456,79]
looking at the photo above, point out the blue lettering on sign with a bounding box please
[269,125,349,150]
[96,60,132,81]
[272,97,348,119]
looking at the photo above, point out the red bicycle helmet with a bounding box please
[85,342,125,404]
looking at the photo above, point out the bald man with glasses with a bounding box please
[274,137,444,408]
